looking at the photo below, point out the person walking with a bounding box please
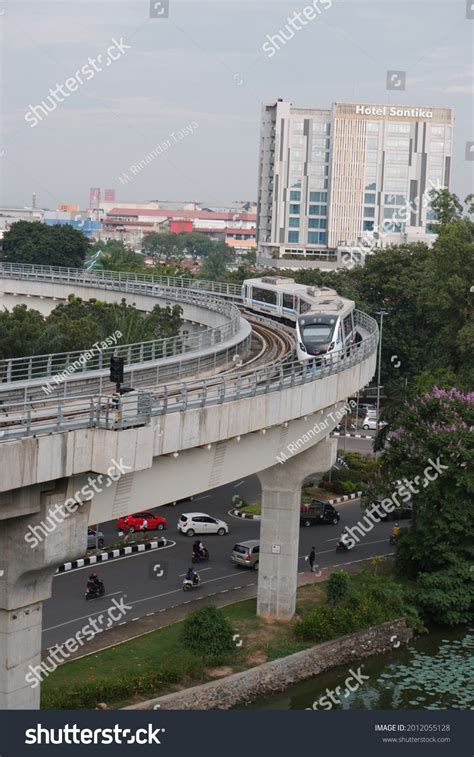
[308,546,316,572]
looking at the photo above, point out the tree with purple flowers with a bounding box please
[371,388,474,625]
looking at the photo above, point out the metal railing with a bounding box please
[0,263,243,300]
[0,311,378,442]
[0,265,245,385]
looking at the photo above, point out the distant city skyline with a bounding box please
[1,1,472,210]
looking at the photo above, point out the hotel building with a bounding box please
[256,100,453,268]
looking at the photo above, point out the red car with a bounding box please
[116,511,167,533]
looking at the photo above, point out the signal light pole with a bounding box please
[110,355,124,394]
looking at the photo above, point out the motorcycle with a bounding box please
[389,534,399,546]
[182,574,201,591]
[336,539,350,553]
[85,581,105,600]
[192,547,209,563]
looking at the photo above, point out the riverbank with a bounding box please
[126,618,412,710]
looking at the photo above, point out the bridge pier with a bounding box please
[256,438,337,621]
[0,484,89,709]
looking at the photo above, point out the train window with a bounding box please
[252,287,277,305]
[282,293,295,310]
[299,299,312,313]
[301,322,335,343]
[343,314,353,337]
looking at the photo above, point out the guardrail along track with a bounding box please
[0,311,377,443]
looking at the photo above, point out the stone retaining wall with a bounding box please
[126,617,412,710]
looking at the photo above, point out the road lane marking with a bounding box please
[233,479,245,487]
[44,572,252,635]
[43,591,124,632]
[308,538,391,555]
[178,567,212,577]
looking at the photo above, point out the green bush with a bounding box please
[181,605,236,664]
[340,480,359,494]
[294,571,422,643]
[326,570,351,604]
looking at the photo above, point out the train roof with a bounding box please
[244,277,337,297]
[243,277,354,316]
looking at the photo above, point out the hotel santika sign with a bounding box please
[355,104,433,118]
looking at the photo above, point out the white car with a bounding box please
[177,512,229,537]
[362,416,387,430]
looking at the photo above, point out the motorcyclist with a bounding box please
[185,567,199,585]
[86,572,102,594]
[193,540,205,559]
[391,523,401,538]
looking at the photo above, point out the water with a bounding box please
[246,626,474,710]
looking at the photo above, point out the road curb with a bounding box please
[230,508,260,521]
[56,539,169,574]
[332,432,374,439]
[325,491,363,505]
[230,492,363,521]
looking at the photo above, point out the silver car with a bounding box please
[87,528,105,550]
[231,540,260,570]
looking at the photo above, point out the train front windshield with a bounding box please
[301,323,334,344]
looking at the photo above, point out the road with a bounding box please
[42,463,397,651]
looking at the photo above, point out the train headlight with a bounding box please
[328,342,335,351]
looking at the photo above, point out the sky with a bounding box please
[1,0,473,210]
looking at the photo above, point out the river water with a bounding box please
[245,626,474,710]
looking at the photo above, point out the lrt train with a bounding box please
[242,276,357,362]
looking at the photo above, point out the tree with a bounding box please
[371,388,474,625]
[2,221,88,267]
[0,305,45,361]
[141,231,184,260]
[178,232,215,259]
[200,244,232,281]
[88,239,129,257]
[427,188,463,231]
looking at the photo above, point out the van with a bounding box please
[231,540,260,570]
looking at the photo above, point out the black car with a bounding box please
[373,499,413,521]
[300,500,340,527]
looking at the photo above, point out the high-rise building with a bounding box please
[104,188,116,203]
[257,100,453,267]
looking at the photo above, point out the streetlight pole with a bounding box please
[375,309,389,433]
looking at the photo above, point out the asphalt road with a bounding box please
[42,468,397,650]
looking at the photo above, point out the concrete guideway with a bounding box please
[0,266,378,708]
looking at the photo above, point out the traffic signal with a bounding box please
[110,356,124,385]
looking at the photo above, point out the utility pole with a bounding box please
[375,309,389,434]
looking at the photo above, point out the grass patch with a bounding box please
[239,502,261,516]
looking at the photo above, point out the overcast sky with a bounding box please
[1,0,473,209]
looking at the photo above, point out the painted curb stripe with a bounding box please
[56,539,167,574]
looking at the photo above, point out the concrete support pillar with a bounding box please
[0,484,90,709]
[257,438,337,621]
